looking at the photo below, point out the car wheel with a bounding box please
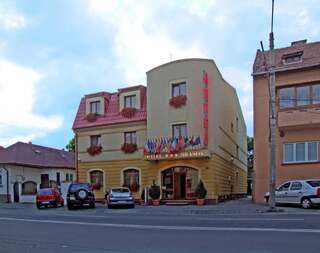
[53,201,58,208]
[36,203,41,209]
[90,202,95,208]
[130,204,135,209]
[301,198,312,209]
[265,196,269,203]
[108,204,113,209]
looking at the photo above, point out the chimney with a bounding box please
[28,141,32,144]
[291,39,307,46]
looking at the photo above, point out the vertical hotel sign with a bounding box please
[203,71,209,146]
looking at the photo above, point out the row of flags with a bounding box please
[144,136,202,155]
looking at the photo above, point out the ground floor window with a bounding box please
[65,173,74,182]
[21,181,37,195]
[283,141,318,163]
[123,169,140,192]
[162,167,198,199]
[90,170,103,190]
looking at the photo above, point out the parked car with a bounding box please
[67,183,95,210]
[105,187,135,208]
[265,179,320,209]
[36,188,64,209]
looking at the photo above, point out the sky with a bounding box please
[0,0,319,149]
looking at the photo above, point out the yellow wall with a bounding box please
[77,154,247,201]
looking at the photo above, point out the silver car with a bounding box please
[265,179,320,209]
[106,187,135,208]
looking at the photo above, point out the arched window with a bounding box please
[123,169,140,192]
[22,181,37,195]
[90,170,103,190]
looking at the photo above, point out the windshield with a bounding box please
[112,188,129,193]
[38,189,53,195]
[70,183,90,192]
[307,180,320,187]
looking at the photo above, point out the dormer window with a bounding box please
[90,101,101,114]
[124,95,136,108]
[282,51,303,65]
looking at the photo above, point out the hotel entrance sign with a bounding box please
[144,149,210,161]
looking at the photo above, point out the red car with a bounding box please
[36,188,64,209]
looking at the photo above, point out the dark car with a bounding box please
[67,183,95,210]
[105,187,135,208]
[36,188,64,209]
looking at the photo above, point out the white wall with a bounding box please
[0,165,75,203]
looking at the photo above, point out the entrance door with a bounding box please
[40,174,49,189]
[13,182,19,202]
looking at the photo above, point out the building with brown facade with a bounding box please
[253,40,320,203]
[73,58,247,203]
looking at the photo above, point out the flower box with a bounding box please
[86,113,98,122]
[121,108,137,118]
[87,145,102,156]
[169,95,187,108]
[121,143,138,153]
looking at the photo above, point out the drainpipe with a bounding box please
[75,133,79,183]
[2,165,10,203]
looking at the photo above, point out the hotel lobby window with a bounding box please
[90,101,101,114]
[172,123,187,138]
[124,95,136,108]
[123,169,139,192]
[172,82,186,97]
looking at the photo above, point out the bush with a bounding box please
[148,181,160,200]
[195,180,207,199]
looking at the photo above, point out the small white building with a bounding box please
[0,142,75,203]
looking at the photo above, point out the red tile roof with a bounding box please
[253,40,320,76]
[0,142,75,169]
[72,85,147,130]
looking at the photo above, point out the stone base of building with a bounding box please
[0,194,11,203]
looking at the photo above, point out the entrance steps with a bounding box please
[162,199,196,206]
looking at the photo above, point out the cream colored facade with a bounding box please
[74,59,247,202]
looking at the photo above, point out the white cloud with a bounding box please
[0,4,26,30]
[87,0,207,84]
[0,59,63,147]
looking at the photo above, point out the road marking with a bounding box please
[0,217,317,233]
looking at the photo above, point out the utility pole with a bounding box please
[268,0,277,211]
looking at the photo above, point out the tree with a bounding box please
[247,136,254,152]
[66,138,75,152]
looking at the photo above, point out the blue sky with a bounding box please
[0,0,319,149]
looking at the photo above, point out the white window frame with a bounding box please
[283,141,319,164]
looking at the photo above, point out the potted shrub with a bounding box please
[121,143,138,153]
[149,181,160,206]
[87,145,102,156]
[85,113,98,122]
[195,180,207,206]
[121,107,137,118]
[169,95,187,108]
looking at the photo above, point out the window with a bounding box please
[236,117,239,132]
[90,170,103,187]
[56,172,60,185]
[231,122,234,133]
[172,123,187,138]
[0,173,2,186]
[283,141,318,163]
[284,143,294,163]
[90,101,101,114]
[278,182,291,191]
[124,95,136,108]
[312,84,320,104]
[124,131,136,144]
[22,181,37,195]
[90,135,101,146]
[290,182,302,191]
[172,82,186,97]
[282,51,303,64]
[66,173,69,182]
[297,86,310,106]
[70,174,73,182]
[279,87,295,108]
[279,84,320,109]
[295,142,305,162]
[307,180,320,187]
[123,169,139,192]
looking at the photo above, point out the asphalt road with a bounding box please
[0,202,319,253]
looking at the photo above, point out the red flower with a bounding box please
[169,95,187,108]
[85,113,98,122]
[87,145,102,156]
[121,143,138,153]
[121,108,137,118]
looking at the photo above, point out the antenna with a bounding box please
[269,0,275,50]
